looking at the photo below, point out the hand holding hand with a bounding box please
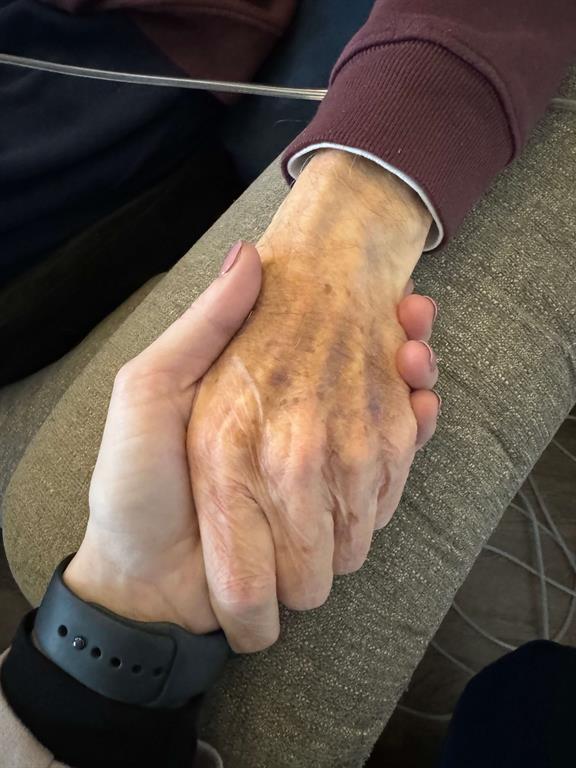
[64,151,440,654]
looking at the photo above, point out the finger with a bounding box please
[411,389,441,450]
[404,278,415,297]
[332,490,378,575]
[271,490,335,612]
[396,340,439,390]
[134,242,262,386]
[374,457,413,531]
[195,485,280,653]
[329,449,380,575]
[397,294,438,341]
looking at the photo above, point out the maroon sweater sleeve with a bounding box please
[283,1,576,245]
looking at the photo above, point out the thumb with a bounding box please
[134,242,262,386]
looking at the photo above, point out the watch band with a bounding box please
[34,556,230,708]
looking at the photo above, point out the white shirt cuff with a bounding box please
[286,143,443,252]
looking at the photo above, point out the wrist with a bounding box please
[63,546,167,625]
[63,542,218,635]
[260,149,431,296]
[303,149,431,236]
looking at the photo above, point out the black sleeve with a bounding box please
[1,611,202,768]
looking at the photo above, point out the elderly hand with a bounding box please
[188,150,440,652]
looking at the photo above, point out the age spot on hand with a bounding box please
[269,368,291,388]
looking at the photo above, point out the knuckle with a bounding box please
[265,448,323,495]
[231,623,280,654]
[283,521,326,559]
[335,441,379,476]
[333,534,370,575]
[283,584,331,611]
[379,426,414,467]
[214,572,274,617]
[334,553,366,576]
[286,444,324,480]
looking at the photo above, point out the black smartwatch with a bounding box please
[34,556,230,709]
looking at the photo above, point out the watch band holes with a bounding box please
[110,657,122,668]
[57,625,68,637]
[131,664,142,674]
[91,647,102,659]
[153,667,164,677]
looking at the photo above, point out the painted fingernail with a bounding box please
[433,390,443,415]
[423,296,438,322]
[418,340,437,371]
[220,240,244,276]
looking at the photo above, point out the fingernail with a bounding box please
[433,390,443,415]
[418,340,437,371]
[220,240,244,276]
[423,296,438,322]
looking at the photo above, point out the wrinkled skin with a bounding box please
[188,150,437,651]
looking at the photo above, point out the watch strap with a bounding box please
[34,556,230,708]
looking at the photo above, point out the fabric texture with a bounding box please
[47,0,298,85]
[2,66,576,767]
[0,274,163,524]
[284,0,576,244]
[372,434,576,765]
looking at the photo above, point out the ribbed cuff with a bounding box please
[283,40,513,246]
